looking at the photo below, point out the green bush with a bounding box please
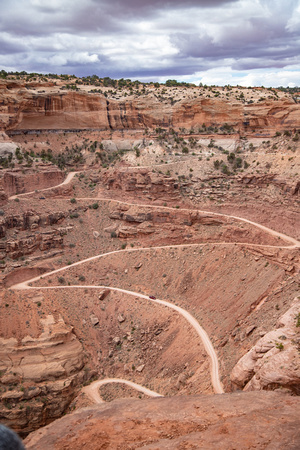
[221,164,230,175]
[275,342,284,351]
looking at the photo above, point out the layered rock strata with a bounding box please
[1,82,299,133]
[0,314,86,435]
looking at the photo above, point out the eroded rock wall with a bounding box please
[0,314,86,436]
[3,169,65,196]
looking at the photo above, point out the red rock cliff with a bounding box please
[1,81,299,133]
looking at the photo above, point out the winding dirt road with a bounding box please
[82,378,163,404]
[8,171,79,200]
[13,282,224,394]
[9,170,300,401]
[80,197,299,247]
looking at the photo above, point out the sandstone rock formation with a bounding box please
[0,230,64,260]
[231,298,300,393]
[24,391,300,449]
[3,168,65,196]
[0,314,86,435]
[101,168,181,203]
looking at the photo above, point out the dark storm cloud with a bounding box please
[0,0,299,86]
[170,1,300,72]
[0,37,27,55]
[0,0,239,36]
[92,0,238,14]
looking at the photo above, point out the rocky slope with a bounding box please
[24,391,300,449]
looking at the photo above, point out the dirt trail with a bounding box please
[8,169,300,400]
[12,282,224,394]
[82,378,163,404]
[8,171,79,200]
[79,197,299,247]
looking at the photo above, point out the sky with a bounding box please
[0,0,299,87]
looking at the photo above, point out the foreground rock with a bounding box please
[24,391,300,449]
[0,314,86,436]
[231,298,300,393]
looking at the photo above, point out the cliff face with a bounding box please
[3,169,65,196]
[1,81,299,133]
[0,314,86,436]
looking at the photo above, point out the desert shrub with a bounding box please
[275,342,284,351]
[234,157,243,169]
[227,152,235,164]
[221,164,230,175]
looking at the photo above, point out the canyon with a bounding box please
[0,74,299,448]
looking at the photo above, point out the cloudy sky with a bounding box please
[0,0,299,86]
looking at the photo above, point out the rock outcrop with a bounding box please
[107,203,282,247]
[0,314,86,436]
[0,229,64,260]
[24,391,300,449]
[0,211,67,238]
[102,168,181,202]
[231,298,300,393]
[2,169,65,196]
[238,173,300,195]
